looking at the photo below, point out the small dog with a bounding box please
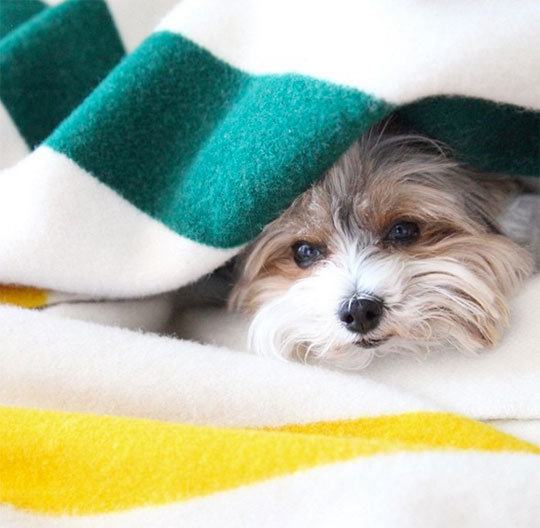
[229,131,536,369]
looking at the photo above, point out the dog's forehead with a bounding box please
[288,184,379,245]
[284,138,490,245]
[311,166,416,236]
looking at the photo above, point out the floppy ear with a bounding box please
[228,221,297,311]
[496,189,540,268]
[465,173,539,268]
[464,173,521,234]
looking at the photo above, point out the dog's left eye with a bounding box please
[385,221,420,243]
[292,241,324,268]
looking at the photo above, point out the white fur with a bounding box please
[248,243,524,369]
[248,218,526,368]
[248,236,410,369]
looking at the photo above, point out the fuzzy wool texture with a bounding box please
[0,0,45,39]
[0,0,125,149]
[3,453,540,528]
[2,286,540,525]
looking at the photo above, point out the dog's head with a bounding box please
[230,134,533,369]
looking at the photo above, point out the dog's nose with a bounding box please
[339,298,384,334]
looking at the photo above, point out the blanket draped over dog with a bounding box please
[1,0,539,526]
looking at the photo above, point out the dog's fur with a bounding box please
[230,132,535,369]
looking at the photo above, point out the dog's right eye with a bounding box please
[292,241,324,268]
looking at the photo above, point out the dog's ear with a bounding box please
[464,173,521,234]
[228,220,297,311]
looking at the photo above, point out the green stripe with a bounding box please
[0,0,46,39]
[47,32,392,248]
[45,30,537,249]
[0,0,124,148]
[398,96,540,177]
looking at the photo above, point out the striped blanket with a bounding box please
[1,0,539,526]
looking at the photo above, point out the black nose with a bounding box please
[339,298,384,334]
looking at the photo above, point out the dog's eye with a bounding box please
[292,241,324,268]
[385,221,419,243]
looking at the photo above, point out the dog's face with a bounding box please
[230,135,533,369]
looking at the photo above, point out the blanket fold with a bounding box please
[2,299,540,526]
[1,0,539,526]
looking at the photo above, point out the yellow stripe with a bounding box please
[272,413,540,452]
[0,407,537,515]
[0,284,47,308]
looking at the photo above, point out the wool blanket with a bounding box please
[1,0,539,526]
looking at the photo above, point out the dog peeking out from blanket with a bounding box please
[229,130,537,370]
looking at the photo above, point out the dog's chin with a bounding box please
[354,336,390,349]
[297,334,442,371]
[300,341,378,371]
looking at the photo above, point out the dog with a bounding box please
[229,130,536,369]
